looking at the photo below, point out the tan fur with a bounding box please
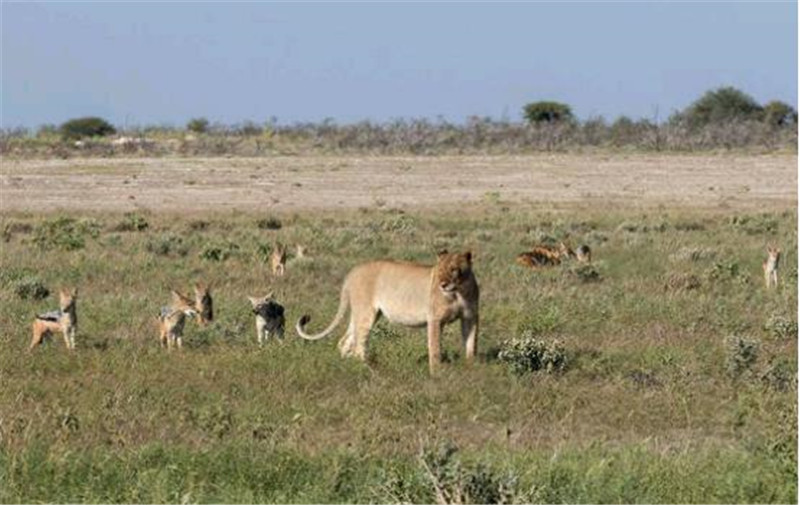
[516,246,562,269]
[516,242,576,269]
[194,282,213,326]
[763,246,781,289]
[296,250,479,374]
[158,290,197,350]
[271,244,287,277]
[295,244,307,259]
[30,288,78,351]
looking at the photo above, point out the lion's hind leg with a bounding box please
[352,309,379,361]
[337,317,357,357]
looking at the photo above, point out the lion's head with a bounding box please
[436,250,473,294]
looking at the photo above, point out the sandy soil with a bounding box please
[1,154,796,213]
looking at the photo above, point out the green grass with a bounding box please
[0,205,796,503]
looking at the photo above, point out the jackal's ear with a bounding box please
[437,249,449,259]
[464,251,473,264]
[171,290,188,304]
[247,296,261,308]
[265,291,274,300]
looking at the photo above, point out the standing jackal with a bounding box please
[158,290,198,349]
[271,244,287,277]
[30,288,78,351]
[763,246,781,289]
[194,282,213,326]
[248,293,286,346]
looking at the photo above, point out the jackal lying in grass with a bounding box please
[516,242,573,269]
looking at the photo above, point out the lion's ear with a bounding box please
[437,249,449,259]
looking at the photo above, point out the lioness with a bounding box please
[296,250,479,374]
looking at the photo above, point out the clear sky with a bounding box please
[2,1,797,128]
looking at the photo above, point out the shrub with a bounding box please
[762,101,797,128]
[256,217,282,230]
[707,260,744,283]
[2,221,33,242]
[146,234,188,257]
[678,86,764,129]
[33,217,94,250]
[664,272,702,292]
[14,277,50,300]
[764,314,798,341]
[522,101,574,124]
[417,442,529,504]
[113,213,149,232]
[497,334,568,376]
[187,117,210,134]
[724,335,760,378]
[669,246,717,262]
[760,357,795,392]
[729,214,778,235]
[200,241,240,262]
[59,117,116,140]
[188,219,210,231]
[569,263,602,283]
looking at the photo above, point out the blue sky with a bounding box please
[2,2,797,128]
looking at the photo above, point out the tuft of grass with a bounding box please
[764,313,798,341]
[256,217,282,230]
[32,216,100,250]
[13,276,50,300]
[497,334,568,376]
[199,241,240,262]
[724,335,760,379]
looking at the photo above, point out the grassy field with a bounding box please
[0,201,796,503]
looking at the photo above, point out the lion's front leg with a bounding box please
[427,319,443,374]
[461,315,478,362]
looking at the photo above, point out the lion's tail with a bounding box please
[295,284,349,341]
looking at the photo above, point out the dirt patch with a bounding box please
[1,154,795,213]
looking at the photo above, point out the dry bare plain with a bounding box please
[1,153,796,212]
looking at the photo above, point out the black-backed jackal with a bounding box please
[247,293,286,346]
[271,244,287,277]
[516,242,574,269]
[194,282,213,326]
[158,290,198,349]
[30,288,78,351]
[763,246,781,289]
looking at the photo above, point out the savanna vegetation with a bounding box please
[0,204,796,503]
[1,87,796,158]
